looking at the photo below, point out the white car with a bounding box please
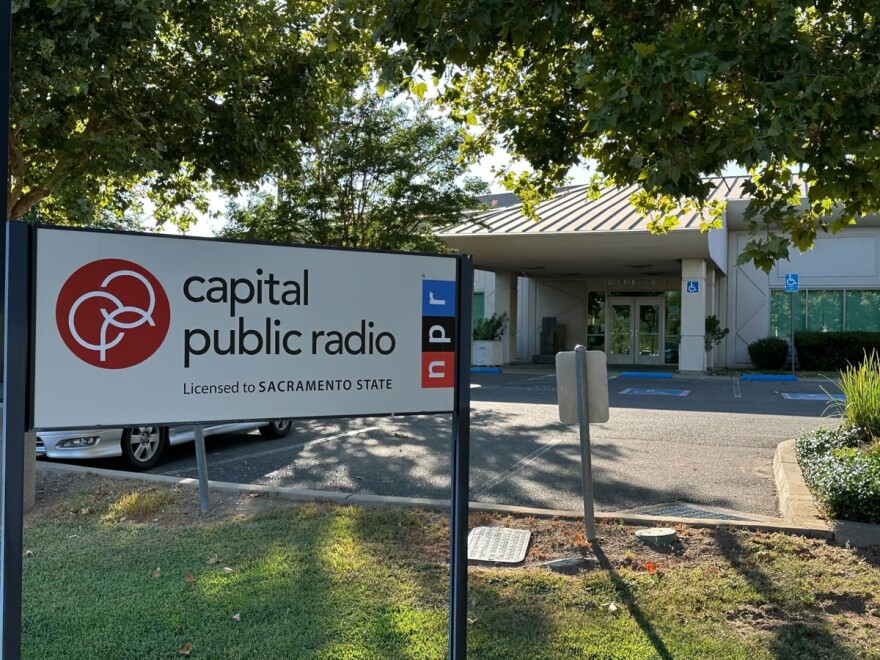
[36,420,292,470]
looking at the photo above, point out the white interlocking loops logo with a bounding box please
[68,270,157,362]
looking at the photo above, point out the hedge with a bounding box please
[794,331,880,371]
[795,426,880,523]
[747,337,789,370]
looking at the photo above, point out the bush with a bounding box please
[794,331,880,371]
[795,426,880,523]
[473,313,508,341]
[747,337,789,370]
[833,350,880,438]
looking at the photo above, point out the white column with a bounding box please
[680,259,707,372]
[494,271,519,364]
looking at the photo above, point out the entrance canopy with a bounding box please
[440,177,750,277]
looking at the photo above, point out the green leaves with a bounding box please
[12,0,373,226]
[220,93,489,252]
[356,0,880,268]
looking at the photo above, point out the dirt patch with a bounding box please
[30,468,284,526]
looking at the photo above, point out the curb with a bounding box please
[39,462,832,537]
[774,440,880,547]
[773,440,832,533]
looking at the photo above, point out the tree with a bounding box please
[220,93,488,252]
[338,0,880,269]
[11,0,369,229]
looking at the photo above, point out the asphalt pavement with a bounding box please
[129,368,838,518]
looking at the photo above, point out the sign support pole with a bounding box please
[448,255,473,660]
[193,425,210,513]
[790,291,795,376]
[2,222,30,660]
[573,345,596,542]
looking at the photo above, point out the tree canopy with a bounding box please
[11,0,369,229]
[340,0,880,269]
[221,93,488,252]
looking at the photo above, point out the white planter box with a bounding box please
[473,340,504,367]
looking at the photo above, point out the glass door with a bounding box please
[635,298,664,365]
[607,298,634,364]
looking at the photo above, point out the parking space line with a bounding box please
[164,426,381,475]
[472,437,565,496]
[733,380,742,398]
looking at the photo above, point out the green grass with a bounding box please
[22,482,880,659]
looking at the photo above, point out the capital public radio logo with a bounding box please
[55,259,171,369]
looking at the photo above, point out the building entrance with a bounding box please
[606,296,665,366]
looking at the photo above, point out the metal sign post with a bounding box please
[448,256,472,660]
[192,425,210,513]
[555,348,609,543]
[785,274,799,375]
[2,222,30,660]
[573,345,596,541]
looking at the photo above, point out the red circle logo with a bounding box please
[56,259,171,369]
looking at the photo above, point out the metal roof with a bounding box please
[443,176,752,236]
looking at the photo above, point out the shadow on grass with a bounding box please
[711,528,857,660]
[592,541,673,660]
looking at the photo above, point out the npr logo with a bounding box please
[421,279,456,388]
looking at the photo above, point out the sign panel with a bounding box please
[686,280,699,294]
[555,350,610,424]
[785,273,799,293]
[32,228,459,429]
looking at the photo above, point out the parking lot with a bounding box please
[85,369,839,519]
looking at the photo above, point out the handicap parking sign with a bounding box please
[785,273,799,293]
[686,281,699,294]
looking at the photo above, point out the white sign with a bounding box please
[32,228,459,429]
[555,350,610,424]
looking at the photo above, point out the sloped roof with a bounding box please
[443,176,751,236]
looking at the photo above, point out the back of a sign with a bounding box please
[555,350,610,425]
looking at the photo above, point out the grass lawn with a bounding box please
[23,471,880,659]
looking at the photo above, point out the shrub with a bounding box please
[794,331,880,371]
[747,337,789,370]
[833,350,880,439]
[795,426,880,523]
[473,313,508,341]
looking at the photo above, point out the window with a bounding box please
[664,291,681,364]
[845,291,880,331]
[587,292,605,350]
[770,289,880,336]
[472,292,484,330]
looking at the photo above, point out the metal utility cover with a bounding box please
[468,527,531,563]
[637,503,752,522]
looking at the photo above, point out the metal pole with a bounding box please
[2,222,29,660]
[449,255,473,660]
[574,344,596,542]
[193,424,210,513]
[790,291,795,376]
[1,0,14,390]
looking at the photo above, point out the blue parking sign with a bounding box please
[785,273,799,293]
[686,281,699,294]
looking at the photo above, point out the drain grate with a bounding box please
[634,503,753,522]
[468,527,531,563]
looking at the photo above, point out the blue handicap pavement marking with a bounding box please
[781,392,845,402]
[422,279,456,317]
[620,372,674,380]
[620,388,690,397]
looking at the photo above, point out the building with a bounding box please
[440,176,880,371]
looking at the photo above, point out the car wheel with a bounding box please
[259,420,292,439]
[120,426,168,470]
